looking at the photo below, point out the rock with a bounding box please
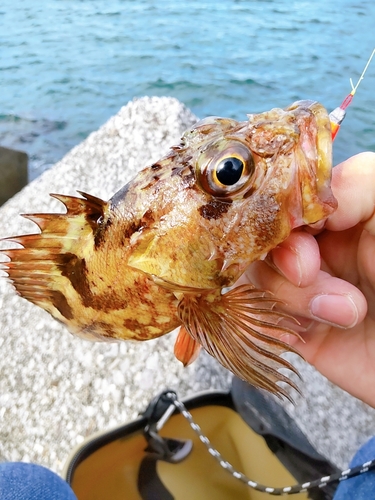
[0,146,28,206]
[0,96,375,477]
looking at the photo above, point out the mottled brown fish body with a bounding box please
[3,193,180,342]
[1,100,337,398]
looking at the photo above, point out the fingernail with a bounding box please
[309,294,359,328]
[280,333,300,346]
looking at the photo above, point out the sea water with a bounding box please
[1,0,374,179]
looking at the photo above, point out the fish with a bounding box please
[0,100,337,399]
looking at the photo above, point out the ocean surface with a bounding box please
[1,0,374,180]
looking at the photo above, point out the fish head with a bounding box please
[193,99,336,225]
[125,100,337,288]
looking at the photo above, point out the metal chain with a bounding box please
[164,392,375,496]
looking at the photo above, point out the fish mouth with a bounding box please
[286,100,337,225]
[287,99,332,185]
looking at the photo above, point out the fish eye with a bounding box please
[198,142,255,197]
[215,157,244,186]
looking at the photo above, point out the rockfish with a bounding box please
[1,100,337,398]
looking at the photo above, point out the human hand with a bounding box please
[241,152,375,407]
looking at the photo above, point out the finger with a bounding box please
[292,319,375,406]
[327,152,375,233]
[316,225,362,284]
[246,260,368,329]
[268,231,320,287]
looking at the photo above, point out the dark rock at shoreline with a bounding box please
[0,146,28,206]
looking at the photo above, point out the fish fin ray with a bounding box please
[178,284,301,400]
[152,274,213,293]
[0,192,109,324]
[174,325,202,366]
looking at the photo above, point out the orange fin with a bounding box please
[174,325,202,366]
[177,284,301,400]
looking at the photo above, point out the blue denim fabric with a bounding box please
[333,436,375,499]
[0,462,77,500]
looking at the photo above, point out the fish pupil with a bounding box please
[216,157,244,186]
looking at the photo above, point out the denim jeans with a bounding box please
[333,436,375,499]
[0,462,77,500]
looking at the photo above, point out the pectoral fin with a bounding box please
[177,284,301,400]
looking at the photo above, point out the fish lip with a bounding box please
[286,99,330,125]
[286,99,328,119]
[285,98,332,172]
[288,99,317,109]
[299,100,333,180]
[287,99,336,225]
[287,99,332,176]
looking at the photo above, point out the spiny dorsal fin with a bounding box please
[17,191,107,233]
[52,190,106,216]
[1,192,109,326]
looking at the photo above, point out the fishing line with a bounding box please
[329,48,375,140]
[162,392,375,496]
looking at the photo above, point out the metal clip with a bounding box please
[143,390,192,463]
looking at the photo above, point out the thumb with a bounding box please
[327,152,375,233]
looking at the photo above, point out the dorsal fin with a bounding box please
[1,192,109,325]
